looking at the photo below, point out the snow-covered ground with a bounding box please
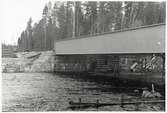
[2,51,55,73]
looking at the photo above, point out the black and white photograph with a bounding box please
[1,0,166,111]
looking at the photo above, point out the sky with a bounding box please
[1,0,56,45]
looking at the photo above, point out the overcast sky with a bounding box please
[1,0,56,45]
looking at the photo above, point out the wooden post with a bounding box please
[135,102,140,111]
[159,53,165,82]
[162,54,165,81]
[121,95,124,108]
[96,99,99,109]
[79,98,81,103]
[152,84,155,93]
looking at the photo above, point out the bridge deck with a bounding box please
[55,24,165,55]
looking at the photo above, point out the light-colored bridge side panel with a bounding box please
[55,25,165,55]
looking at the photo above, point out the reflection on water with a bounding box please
[2,73,165,111]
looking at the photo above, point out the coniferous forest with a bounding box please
[17,1,166,52]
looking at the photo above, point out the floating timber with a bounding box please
[69,98,165,109]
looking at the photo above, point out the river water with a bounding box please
[2,73,165,111]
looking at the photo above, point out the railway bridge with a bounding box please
[54,23,165,86]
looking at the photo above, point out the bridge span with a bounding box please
[54,24,165,86]
[55,24,165,55]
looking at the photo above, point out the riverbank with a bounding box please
[2,51,55,73]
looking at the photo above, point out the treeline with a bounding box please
[17,1,166,51]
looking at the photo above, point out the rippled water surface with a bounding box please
[2,73,165,111]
